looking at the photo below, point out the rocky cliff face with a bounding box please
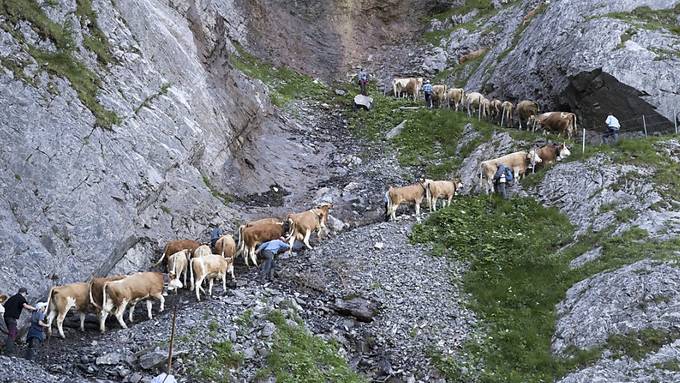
[427,0,680,134]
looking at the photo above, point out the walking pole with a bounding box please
[166,304,178,376]
[643,115,647,137]
[582,128,586,154]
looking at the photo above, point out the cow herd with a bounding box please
[34,203,333,339]
[384,142,571,220]
[390,77,578,139]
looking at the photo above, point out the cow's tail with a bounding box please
[384,190,393,221]
[88,280,101,309]
[45,287,55,313]
[153,244,168,267]
[235,225,245,257]
[101,282,110,313]
[189,257,195,291]
[425,183,433,210]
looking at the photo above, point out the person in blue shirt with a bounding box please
[210,226,223,250]
[255,237,291,283]
[422,80,433,109]
[358,68,369,96]
[24,302,48,361]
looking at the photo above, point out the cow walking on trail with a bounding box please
[517,100,540,130]
[385,180,429,221]
[479,151,542,194]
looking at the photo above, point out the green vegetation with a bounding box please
[193,341,244,382]
[606,328,680,361]
[235,308,253,329]
[604,4,680,35]
[134,82,171,114]
[615,207,637,223]
[229,44,328,107]
[202,175,235,205]
[412,196,680,382]
[618,28,637,48]
[567,137,680,200]
[430,0,495,22]
[75,0,115,65]
[257,310,367,383]
[0,0,119,129]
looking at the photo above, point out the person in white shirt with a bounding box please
[604,113,620,143]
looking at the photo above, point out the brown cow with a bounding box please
[88,276,126,312]
[432,85,448,108]
[479,151,543,194]
[153,240,200,269]
[531,143,572,170]
[287,203,332,251]
[385,180,429,221]
[239,221,289,266]
[447,88,465,111]
[459,48,487,64]
[235,218,280,258]
[424,179,463,212]
[531,112,577,139]
[501,101,514,127]
[214,235,236,259]
[45,283,89,339]
[517,100,540,130]
[190,254,234,301]
[192,244,212,258]
[100,272,165,333]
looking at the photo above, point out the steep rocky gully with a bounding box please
[1,1,680,383]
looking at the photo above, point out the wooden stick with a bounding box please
[167,304,177,375]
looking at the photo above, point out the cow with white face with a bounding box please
[479,151,542,194]
[166,249,190,292]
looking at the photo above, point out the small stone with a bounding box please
[335,89,346,96]
[243,347,256,360]
[374,242,384,250]
[138,351,167,370]
[96,352,122,365]
[261,322,276,338]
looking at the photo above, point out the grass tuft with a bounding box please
[257,310,367,382]
[193,340,243,382]
[604,4,680,35]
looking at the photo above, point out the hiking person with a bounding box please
[604,112,620,144]
[3,287,36,354]
[422,80,433,109]
[210,226,223,250]
[358,68,369,95]
[493,164,513,200]
[255,237,290,283]
[24,302,48,361]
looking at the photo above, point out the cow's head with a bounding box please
[557,143,571,161]
[168,278,183,291]
[453,178,463,194]
[527,149,543,166]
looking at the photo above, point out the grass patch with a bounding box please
[1,0,119,129]
[257,310,367,383]
[229,43,328,107]
[202,175,235,205]
[607,328,680,361]
[413,196,680,382]
[618,28,637,48]
[604,4,680,35]
[193,340,243,382]
[615,207,637,223]
[430,0,495,21]
[235,308,253,329]
[567,136,680,200]
[75,0,114,65]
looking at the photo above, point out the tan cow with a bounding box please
[466,92,486,117]
[100,272,165,333]
[517,100,540,130]
[424,179,463,211]
[385,180,429,221]
[501,101,514,127]
[531,112,577,139]
[238,221,289,266]
[432,85,448,108]
[447,88,465,111]
[287,203,332,251]
[214,235,236,259]
[45,282,90,339]
[459,48,487,64]
[479,151,543,194]
[236,218,282,259]
[480,97,491,120]
[153,239,200,269]
[392,78,411,98]
[192,244,212,259]
[88,275,125,313]
[166,250,191,292]
[190,254,234,301]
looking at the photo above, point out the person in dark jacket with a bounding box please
[255,237,291,283]
[210,226,223,250]
[3,287,36,354]
[492,164,514,199]
[422,80,433,109]
[358,68,369,95]
[24,302,48,360]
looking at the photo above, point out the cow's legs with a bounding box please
[222,272,227,292]
[303,229,313,249]
[79,312,86,332]
[145,300,154,320]
[415,202,421,222]
[229,265,235,281]
[99,311,109,333]
[250,248,258,267]
[208,278,214,297]
[56,311,68,339]
[115,300,129,329]
[447,195,453,207]
[128,301,138,322]
[46,310,56,336]
[195,276,205,301]
[152,293,165,312]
